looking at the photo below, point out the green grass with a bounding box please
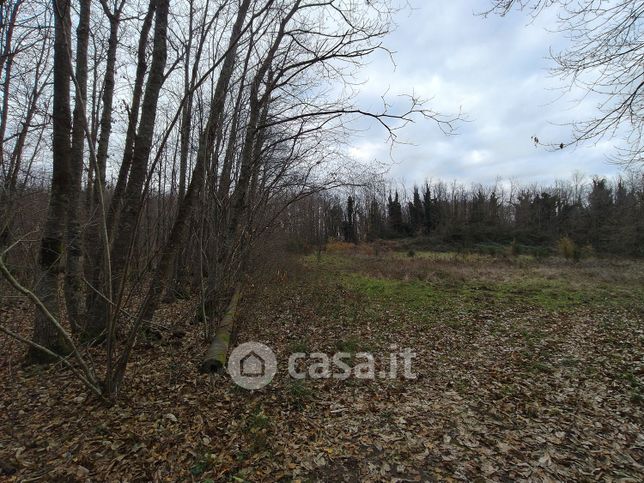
[341,274,446,310]
[305,250,643,314]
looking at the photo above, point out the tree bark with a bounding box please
[0,0,24,248]
[204,2,299,319]
[28,0,73,363]
[84,0,160,341]
[64,0,91,335]
[199,286,241,373]
[166,0,194,301]
[83,0,127,340]
[135,0,252,325]
[109,0,169,298]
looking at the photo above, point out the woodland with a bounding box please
[0,0,642,481]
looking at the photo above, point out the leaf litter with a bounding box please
[0,252,642,481]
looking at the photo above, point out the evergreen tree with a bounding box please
[410,186,424,233]
[387,191,403,235]
[587,178,613,249]
[367,198,383,241]
[422,184,432,234]
[342,195,356,243]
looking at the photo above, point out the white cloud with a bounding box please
[346,0,624,186]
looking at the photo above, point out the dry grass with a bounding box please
[318,245,644,287]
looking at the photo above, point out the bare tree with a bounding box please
[29,0,74,362]
[0,1,52,248]
[64,0,91,334]
[0,0,457,399]
[488,0,644,165]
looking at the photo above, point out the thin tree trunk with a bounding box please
[135,0,252,325]
[204,3,299,318]
[64,0,91,335]
[0,0,23,174]
[107,0,157,236]
[0,0,24,248]
[167,0,194,301]
[83,1,125,339]
[108,0,253,396]
[109,0,169,306]
[1,39,49,249]
[84,0,157,340]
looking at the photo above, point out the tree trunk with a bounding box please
[83,1,127,340]
[28,0,73,363]
[107,0,252,396]
[199,286,242,373]
[204,4,298,319]
[84,0,160,341]
[166,1,194,302]
[64,0,91,335]
[135,0,252,325]
[0,0,23,248]
[109,0,169,300]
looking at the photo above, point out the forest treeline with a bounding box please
[284,173,644,257]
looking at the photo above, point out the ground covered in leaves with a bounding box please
[1,246,643,481]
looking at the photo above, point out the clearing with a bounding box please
[1,245,643,481]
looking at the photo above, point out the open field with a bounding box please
[1,247,643,481]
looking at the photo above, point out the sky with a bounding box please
[347,0,625,187]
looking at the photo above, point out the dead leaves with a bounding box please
[0,254,643,481]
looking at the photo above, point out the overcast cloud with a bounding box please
[347,0,625,187]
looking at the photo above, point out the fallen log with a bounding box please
[199,286,242,373]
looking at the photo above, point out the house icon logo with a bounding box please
[228,342,277,389]
[240,351,265,377]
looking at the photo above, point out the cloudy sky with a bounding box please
[347,0,624,187]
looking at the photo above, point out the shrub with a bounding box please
[326,240,355,253]
[558,236,580,261]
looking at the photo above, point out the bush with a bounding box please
[558,236,580,262]
[326,240,355,253]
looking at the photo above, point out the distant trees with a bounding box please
[408,187,424,234]
[387,191,403,234]
[287,173,644,256]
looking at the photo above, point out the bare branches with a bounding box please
[1,0,459,400]
[487,0,644,165]
[0,242,102,398]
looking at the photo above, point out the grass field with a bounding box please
[1,246,642,480]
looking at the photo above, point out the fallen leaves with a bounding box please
[0,252,643,481]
